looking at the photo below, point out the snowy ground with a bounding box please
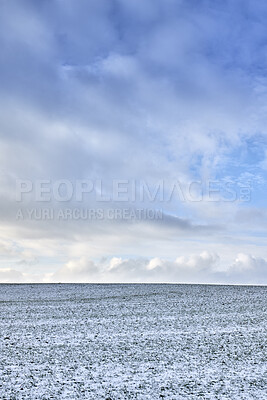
[0,284,266,399]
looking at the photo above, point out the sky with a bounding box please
[0,0,267,284]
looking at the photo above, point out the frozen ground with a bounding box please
[0,284,266,399]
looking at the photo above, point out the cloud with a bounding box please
[39,252,267,285]
[225,253,267,284]
[1,249,266,284]
[0,1,267,283]
[0,267,43,283]
[49,257,99,283]
[175,251,219,271]
[0,238,38,266]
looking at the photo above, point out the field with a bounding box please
[0,284,266,399]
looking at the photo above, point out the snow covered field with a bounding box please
[0,284,266,399]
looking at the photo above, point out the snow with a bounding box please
[0,284,266,399]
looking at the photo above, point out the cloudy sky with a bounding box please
[0,0,267,284]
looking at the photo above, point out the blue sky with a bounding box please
[0,0,267,283]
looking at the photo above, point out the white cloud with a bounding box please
[232,253,257,271]
[45,251,267,285]
[175,251,219,271]
[0,268,25,283]
[0,1,266,284]
[146,257,163,271]
[0,268,42,283]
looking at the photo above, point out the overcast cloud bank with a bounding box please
[0,0,266,283]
